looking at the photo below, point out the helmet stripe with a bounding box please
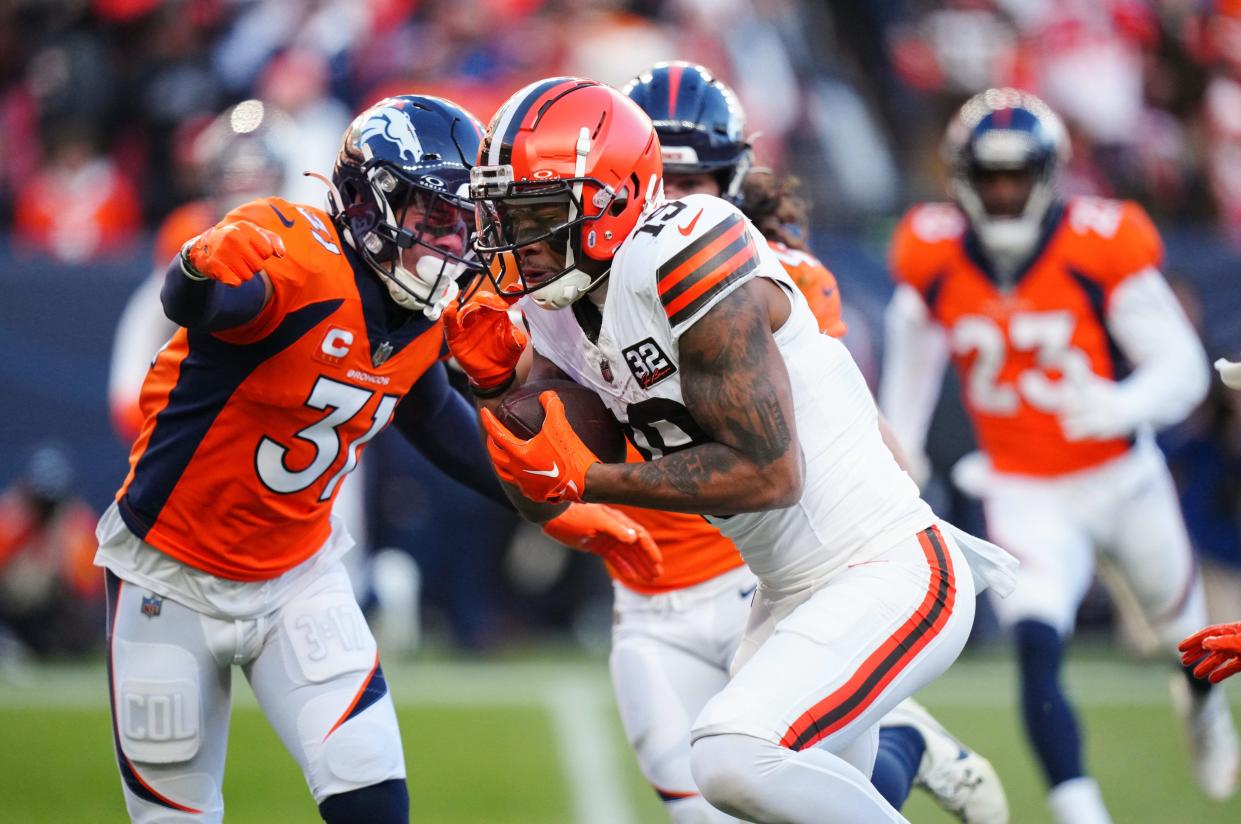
[488,77,575,166]
[667,63,685,119]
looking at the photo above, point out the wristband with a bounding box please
[179,239,209,281]
[469,372,516,399]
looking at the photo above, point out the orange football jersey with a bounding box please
[117,197,444,581]
[771,240,847,338]
[890,196,1162,476]
[606,443,744,594]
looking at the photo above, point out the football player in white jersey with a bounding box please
[452,77,1016,824]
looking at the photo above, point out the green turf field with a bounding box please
[2,647,1238,822]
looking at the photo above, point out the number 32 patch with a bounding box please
[623,338,677,389]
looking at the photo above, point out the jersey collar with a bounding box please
[963,201,1065,288]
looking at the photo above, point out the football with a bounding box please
[494,379,627,463]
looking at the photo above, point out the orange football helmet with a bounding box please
[470,78,662,309]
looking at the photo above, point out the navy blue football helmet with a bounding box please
[944,88,1069,266]
[329,95,484,316]
[623,62,752,204]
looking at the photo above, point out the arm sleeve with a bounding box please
[159,255,268,331]
[1107,268,1208,429]
[390,361,512,509]
[879,283,951,457]
[110,272,175,401]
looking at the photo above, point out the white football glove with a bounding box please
[1216,358,1241,390]
[1057,374,1138,442]
[385,255,463,321]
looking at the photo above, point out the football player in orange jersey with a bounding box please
[94,94,660,824]
[880,88,1239,823]
[105,100,384,648]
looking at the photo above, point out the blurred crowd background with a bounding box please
[3,0,1241,666]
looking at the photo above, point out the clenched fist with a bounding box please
[183,221,286,287]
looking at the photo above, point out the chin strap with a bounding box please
[385,255,463,320]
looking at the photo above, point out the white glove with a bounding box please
[1058,374,1137,442]
[385,255,464,320]
[1217,358,1241,390]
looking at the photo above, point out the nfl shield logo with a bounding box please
[599,358,613,383]
[372,341,394,367]
[140,593,163,618]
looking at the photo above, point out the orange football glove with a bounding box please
[184,220,286,287]
[442,288,528,391]
[1180,622,1241,684]
[542,503,663,582]
[481,391,599,503]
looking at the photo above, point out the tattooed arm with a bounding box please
[582,277,804,512]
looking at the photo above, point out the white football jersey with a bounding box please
[523,194,933,592]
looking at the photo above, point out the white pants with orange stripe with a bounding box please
[104,562,404,823]
[981,439,1205,642]
[690,524,974,823]
[610,564,756,823]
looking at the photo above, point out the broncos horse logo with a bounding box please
[359,107,424,163]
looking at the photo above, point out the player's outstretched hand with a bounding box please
[481,391,598,504]
[442,288,527,391]
[1180,622,1241,684]
[184,221,286,287]
[543,503,663,582]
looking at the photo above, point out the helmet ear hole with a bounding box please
[608,180,634,217]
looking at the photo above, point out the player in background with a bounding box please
[1179,356,1241,683]
[879,88,1239,824]
[455,76,1017,823]
[518,60,996,823]
[95,94,659,824]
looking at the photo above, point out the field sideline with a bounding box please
[2,646,1239,822]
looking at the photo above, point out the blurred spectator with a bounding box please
[0,445,101,659]
[1199,1,1241,245]
[888,2,1019,97]
[257,48,351,205]
[13,121,141,262]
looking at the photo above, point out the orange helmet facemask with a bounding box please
[470,78,663,309]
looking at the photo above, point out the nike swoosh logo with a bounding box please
[739,585,757,599]
[269,203,295,228]
[820,287,836,299]
[678,208,704,236]
[524,463,560,478]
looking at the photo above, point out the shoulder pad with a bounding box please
[225,197,345,265]
[646,195,763,329]
[1064,197,1162,285]
[889,203,963,291]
